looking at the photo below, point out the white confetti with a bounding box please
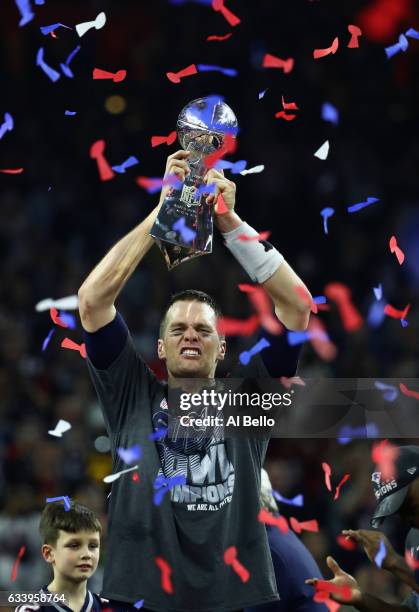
[48,419,72,438]
[35,295,79,312]
[314,140,329,160]
[103,465,139,484]
[75,11,106,38]
[240,164,265,176]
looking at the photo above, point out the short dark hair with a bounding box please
[39,501,102,546]
[159,290,223,338]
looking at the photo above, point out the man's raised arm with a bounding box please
[205,168,311,331]
[78,151,190,332]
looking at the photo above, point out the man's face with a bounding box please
[42,530,100,583]
[157,300,226,379]
[398,478,419,528]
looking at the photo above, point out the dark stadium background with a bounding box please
[1,0,419,608]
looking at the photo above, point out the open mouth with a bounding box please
[180,347,201,358]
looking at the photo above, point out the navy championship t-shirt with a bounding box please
[84,312,301,612]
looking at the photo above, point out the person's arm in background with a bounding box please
[342,529,419,593]
[78,151,190,333]
[206,169,311,331]
[306,556,411,612]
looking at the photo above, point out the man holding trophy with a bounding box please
[78,97,311,611]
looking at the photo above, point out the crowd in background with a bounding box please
[1,0,419,608]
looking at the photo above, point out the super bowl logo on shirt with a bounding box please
[371,472,382,485]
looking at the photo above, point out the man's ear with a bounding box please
[42,544,54,564]
[217,338,226,361]
[157,339,166,360]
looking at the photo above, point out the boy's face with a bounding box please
[42,530,100,583]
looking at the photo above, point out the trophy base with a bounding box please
[152,237,211,270]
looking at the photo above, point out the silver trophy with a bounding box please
[150,96,238,270]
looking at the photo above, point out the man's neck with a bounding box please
[48,578,87,610]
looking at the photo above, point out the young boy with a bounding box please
[15,500,104,612]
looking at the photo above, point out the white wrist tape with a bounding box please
[222,222,284,284]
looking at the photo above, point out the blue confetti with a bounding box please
[401,318,409,328]
[60,45,81,79]
[65,110,77,116]
[215,159,247,174]
[42,328,55,351]
[337,423,379,444]
[153,475,187,505]
[197,64,238,77]
[272,491,304,507]
[287,329,328,346]
[374,539,386,567]
[46,496,71,511]
[117,444,142,465]
[313,295,327,305]
[172,217,197,243]
[385,34,409,59]
[374,381,398,402]
[321,102,339,126]
[0,113,14,140]
[15,0,34,26]
[239,337,270,365]
[112,156,139,174]
[320,207,334,235]
[40,23,71,35]
[58,311,76,328]
[36,48,61,82]
[258,88,268,100]
[373,284,382,301]
[405,28,419,40]
[133,601,144,609]
[367,300,386,328]
[149,427,168,441]
[347,197,379,213]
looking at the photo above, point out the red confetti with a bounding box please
[314,580,352,602]
[239,284,283,335]
[215,193,229,214]
[151,131,177,148]
[405,550,419,571]
[212,0,241,27]
[0,168,24,174]
[324,282,363,332]
[155,557,174,594]
[217,315,260,337]
[93,68,126,82]
[389,235,405,265]
[238,283,257,293]
[262,53,294,74]
[237,231,271,241]
[322,462,332,491]
[61,338,87,359]
[282,95,299,111]
[384,303,411,320]
[290,517,319,534]
[279,376,306,389]
[371,440,399,481]
[334,474,350,501]
[347,24,362,47]
[90,140,115,182]
[50,307,68,328]
[132,472,139,482]
[206,33,233,42]
[400,383,419,400]
[223,546,250,582]
[337,534,357,551]
[313,37,339,59]
[274,111,297,121]
[307,316,338,361]
[204,133,237,169]
[10,546,26,582]
[166,64,198,84]
[295,286,317,314]
[258,509,289,533]
[314,593,341,612]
